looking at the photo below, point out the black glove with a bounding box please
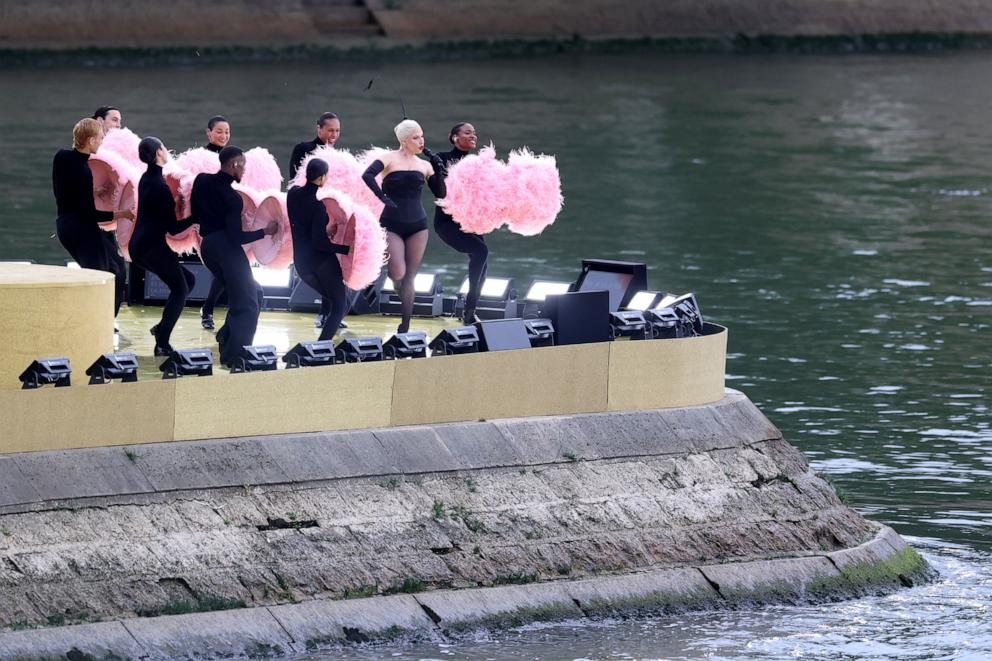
[423,147,448,178]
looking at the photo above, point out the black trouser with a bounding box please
[435,216,488,310]
[199,233,262,365]
[56,215,124,315]
[320,287,359,317]
[101,232,127,314]
[300,256,346,342]
[201,277,224,316]
[131,242,195,348]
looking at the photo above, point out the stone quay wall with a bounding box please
[0,390,929,659]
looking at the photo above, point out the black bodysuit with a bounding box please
[432,148,489,311]
[130,163,196,349]
[362,161,430,240]
[51,148,126,315]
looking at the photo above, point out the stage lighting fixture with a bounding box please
[608,310,649,340]
[283,340,337,368]
[668,293,704,336]
[572,259,648,311]
[379,272,443,316]
[86,352,138,384]
[19,357,71,389]
[428,326,480,356]
[523,318,555,348]
[229,345,278,373]
[543,289,612,346]
[458,276,517,320]
[251,266,293,311]
[645,306,680,339]
[519,280,570,317]
[383,331,429,359]
[65,260,81,269]
[160,348,214,379]
[335,336,384,363]
[625,290,667,311]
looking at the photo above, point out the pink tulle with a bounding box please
[99,128,143,172]
[175,148,220,177]
[504,148,563,236]
[318,188,387,290]
[242,147,283,193]
[437,145,508,235]
[293,146,385,217]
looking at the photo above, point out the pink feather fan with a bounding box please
[293,146,385,217]
[89,150,139,257]
[318,187,387,290]
[99,128,143,172]
[232,185,293,269]
[436,145,508,235]
[164,148,221,255]
[242,147,283,193]
[504,148,563,236]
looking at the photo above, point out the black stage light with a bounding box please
[379,273,443,317]
[283,340,337,368]
[19,357,71,389]
[428,326,480,356]
[518,280,570,318]
[624,290,667,312]
[251,266,294,311]
[572,259,649,311]
[523,318,555,348]
[474,318,532,352]
[229,345,278,373]
[160,348,213,379]
[86,352,139,384]
[669,293,704,336]
[608,310,649,340]
[335,336,384,363]
[457,276,517,320]
[383,331,429,359]
[543,289,611,346]
[645,306,681,339]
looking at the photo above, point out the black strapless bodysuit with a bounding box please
[379,171,428,239]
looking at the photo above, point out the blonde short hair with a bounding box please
[72,118,102,150]
[394,119,422,143]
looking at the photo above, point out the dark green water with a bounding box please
[1,51,989,658]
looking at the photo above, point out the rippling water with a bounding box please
[1,49,989,658]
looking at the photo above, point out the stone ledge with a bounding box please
[0,525,925,659]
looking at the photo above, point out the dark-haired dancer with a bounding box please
[130,137,197,356]
[288,111,352,329]
[192,146,277,366]
[430,122,488,324]
[92,106,122,135]
[199,115,232,329]
[52,118,134,316]
[362,119,442,334]
[287,159,351,341]
[91,105,129,318]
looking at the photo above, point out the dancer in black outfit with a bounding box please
[198,115,232,329]
[430,122,489,324]
[362,119,442,334]
[130,137,197,356]
[51,118,134,315]
[287,159,351,341]
[191,146,277,367]
[289,112,340,180]
[90,107,129,314]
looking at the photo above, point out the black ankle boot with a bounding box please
[397,319,410,334]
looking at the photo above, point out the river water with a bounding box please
[1,49,990,658]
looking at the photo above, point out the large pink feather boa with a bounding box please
[316,187,388,290]
[438,144,563,236]
[292,145,386,217]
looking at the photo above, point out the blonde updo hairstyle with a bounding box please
[72,118,102,150]
[394,119,422,144]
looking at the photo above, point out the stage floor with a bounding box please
[114,305,463,379]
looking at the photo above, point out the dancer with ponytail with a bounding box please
[429,122,489,324]
[51,117,134,316]
[362,119,441,334]
[286,158,351,341]
[192,146,278,367]
[130,137,197,356]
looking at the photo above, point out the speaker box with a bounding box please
[143,262,215,304]
[572,259,648,311]
[543,290,611,346]
[474,318,532,352]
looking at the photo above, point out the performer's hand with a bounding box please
[263,220,279,236]
[383,196,398,210]
[114,209,134,221]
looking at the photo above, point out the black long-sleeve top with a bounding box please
[51,148,114,225]
[432,147,469,224]
[131,164,194,255]
[190,171,263,245]
[289,138,325,181]
[204,142,223,153]
[286,182,349,275]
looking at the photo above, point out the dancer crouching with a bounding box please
[130,137,197,356]
[429,122,488,324]
[361,119,441,334]
[286,158,351,341]
[191,146,277,367]
[51,118,134,316]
